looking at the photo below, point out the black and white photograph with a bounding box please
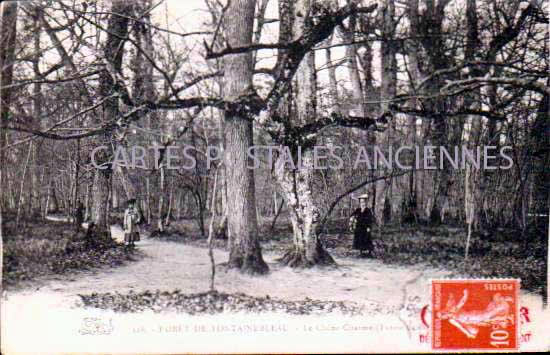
[0,0,548,353]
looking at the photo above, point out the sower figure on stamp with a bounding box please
[124,198,141,247]
[349,193,376,258]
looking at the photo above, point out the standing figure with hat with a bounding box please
[124,198,141,246]
[349,193,376,257]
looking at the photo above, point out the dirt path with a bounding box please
[3,236,452,311]
[3,236,548,354]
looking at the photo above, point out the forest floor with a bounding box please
[2,215,546,315]
[3,218,548,353]
[3,234,449,314]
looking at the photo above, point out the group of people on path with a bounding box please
[75,193,375,254]
[122,194,374,256]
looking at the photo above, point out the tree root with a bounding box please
[279,241,336,268]
[227,252,269,275]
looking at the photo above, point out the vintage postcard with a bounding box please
[1,0,549,353]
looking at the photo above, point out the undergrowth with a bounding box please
[3,219,138,288]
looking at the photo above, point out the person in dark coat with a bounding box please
[349,193,375,257]
[74,200,84,232]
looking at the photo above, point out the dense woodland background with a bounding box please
[0,0,548,285]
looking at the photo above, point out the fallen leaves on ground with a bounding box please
[78,289,394,316]
[3,220,140,287]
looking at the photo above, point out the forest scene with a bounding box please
[0,0,548,327]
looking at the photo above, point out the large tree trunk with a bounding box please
[275,159,335,267]
[417,0,453,224]
[377,0,397,223]
[0,1,18,281]
[403,0,422,222]
[223,0,268,274]
[92,0,132,230]
[275,0,334,267]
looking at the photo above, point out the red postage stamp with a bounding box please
[431,279,519,351]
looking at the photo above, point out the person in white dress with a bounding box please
[123,199,141,246]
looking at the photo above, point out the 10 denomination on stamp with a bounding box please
[431,279,519,350]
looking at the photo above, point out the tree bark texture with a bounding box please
[0,0,18,286]
[275,0,335,267]
[223,0,268,274]
[91,0,132,230]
